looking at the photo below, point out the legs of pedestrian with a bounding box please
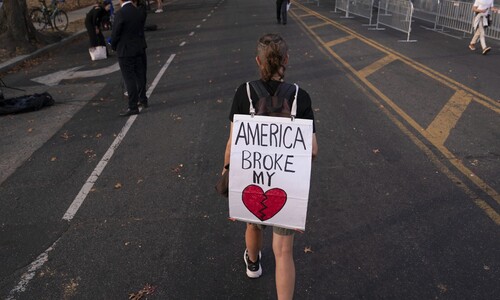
[118,57,140,115]
[276,0,284,24]
[136,52,148,107]
[470,24,489,54]
[155,0,163,13]
[281,0,288,25]
[244,223,263,278]
[273,232,295,300]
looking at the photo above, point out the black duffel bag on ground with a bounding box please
[0,92,54,115]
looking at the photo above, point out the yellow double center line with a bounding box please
[291,2,500,224]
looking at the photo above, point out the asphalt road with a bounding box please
[1,0,499,299]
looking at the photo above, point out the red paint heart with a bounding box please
[242,185,287,221]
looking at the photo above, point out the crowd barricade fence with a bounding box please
[371,0,416,42]
[412,0,441,29]
[436,0,474,37]
[335,0,354,18]
[349,0,377,25]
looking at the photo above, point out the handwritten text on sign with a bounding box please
[229,114,313,230]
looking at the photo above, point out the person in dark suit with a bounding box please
[111,0,148,116]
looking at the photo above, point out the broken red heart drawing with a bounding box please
[242,185,287,221]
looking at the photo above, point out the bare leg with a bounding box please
[245,223,263,262]
[273,233,295,300]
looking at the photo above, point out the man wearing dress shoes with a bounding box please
[120,109,140,116]
[112,0,148,116]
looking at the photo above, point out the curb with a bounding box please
[0,29,87,75]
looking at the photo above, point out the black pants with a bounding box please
[85,22,105,47]
[118,52,148,110]
[276,0,287,23]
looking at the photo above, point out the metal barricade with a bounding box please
[335,0,352,17]
[436,0,474,35]
[484,12,500,41]
[412,0,441,28]
[349,0,376,25]
[372,0,416,42]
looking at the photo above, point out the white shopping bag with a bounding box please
[89,46,107,61]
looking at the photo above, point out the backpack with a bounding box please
[245,80,299,119]
[0,92,54,115]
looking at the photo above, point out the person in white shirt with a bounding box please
[469,0,498,55]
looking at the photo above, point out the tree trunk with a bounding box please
[0,0,62,57]
[0,0,39,52]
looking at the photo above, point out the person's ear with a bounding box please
[283,54,289,65]
[255,56,261,66]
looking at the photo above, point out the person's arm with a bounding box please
[110,12,122,50]
[472,4,486,13]
[222,122,233,174]
[311,133,318,160]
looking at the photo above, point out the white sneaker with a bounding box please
[124,91,128,96]
[155,8,163,13]
[243,249,262,278]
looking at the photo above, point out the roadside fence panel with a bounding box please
[373,0,416,42]
[349,0,376,25]
[436,0,474,35]
[484,11,500,41]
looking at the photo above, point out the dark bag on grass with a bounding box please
[0,92,54,115]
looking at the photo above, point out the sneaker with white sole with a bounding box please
[244,249,262,278]
[155,8,163,13]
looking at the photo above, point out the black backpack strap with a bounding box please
[276,82,299,119]
[249,80,270,99]
[275,82,295,99]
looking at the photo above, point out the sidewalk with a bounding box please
[0,0,120,74]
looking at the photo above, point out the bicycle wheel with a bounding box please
[30,8,48,31]
[53,10,68,31]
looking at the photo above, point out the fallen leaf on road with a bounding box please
[60,131,72,140]
[304,246,313,253]
[372,149,380,154]
[50,157,57,162]
[95,133,102,138]
[137,179,144,184]
[128,284,156,300]
[114,182,122,189]
[171,164,184,173]
[27,128,33,133]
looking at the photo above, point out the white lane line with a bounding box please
[202,19,207,22]
[62,54,176,221]
[189,31,195,36]
[179,41,186,47]
[196,24,201,28]
[6,239,59,300]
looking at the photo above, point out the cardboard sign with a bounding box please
[229,114,313,230]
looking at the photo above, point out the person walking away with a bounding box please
[111,0,148,116]
[222,33,318,300]
[469,0,498,55]
[276,0,290,25]
[85,0,112,49]
[155,0,163,13]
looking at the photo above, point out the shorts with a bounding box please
[249,223,295,236]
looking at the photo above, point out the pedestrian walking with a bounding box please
[222,33,318,300]
[276,0,290,25]
[111,0,148,116]
[155,0,163,13]
[469,0,498,55]
[85,0,112,48]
